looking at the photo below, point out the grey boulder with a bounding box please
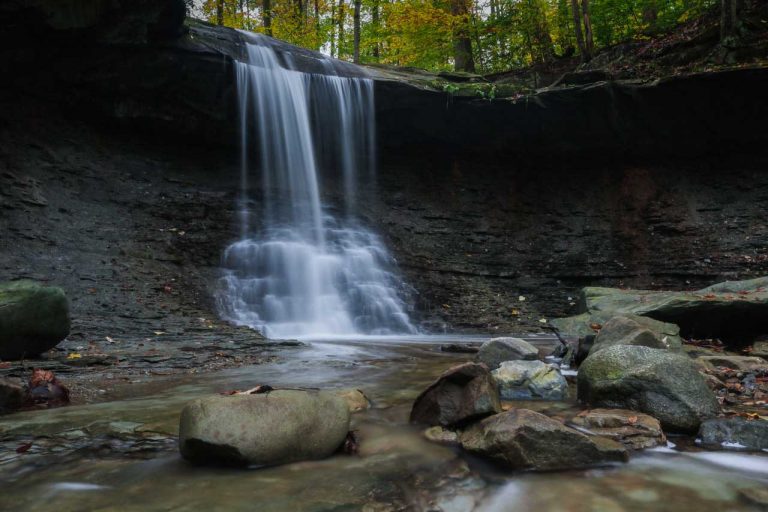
[578,345,719,433]
[491,360,568,400]
[698,417,768,451]
[476,337,538,369]
[591,315,682,354]
[179,390,351,467]
[459,409,627,471]
[0,280,70,360]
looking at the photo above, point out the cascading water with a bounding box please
[216,33,417,339]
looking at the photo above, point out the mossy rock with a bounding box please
[0,280,70,360]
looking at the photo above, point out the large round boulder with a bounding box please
[577,345,719,432]
[0,280,70,360]
[491,360,568,400]
[459,409,627,471]
[410,362,501,427]
[179,390,351,467]
[476,337,538,370]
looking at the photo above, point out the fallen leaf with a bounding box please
[16,443,32,454]
[627,415,638,425]
[67,353,82,360]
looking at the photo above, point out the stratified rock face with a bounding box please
[476,338,538,370]
[491,361,568,401]
[569,409,666,450]
[577,345,719,433]
[179,390,351,467]
[698,418,768,451]
[410,362,501,427]
[0,281,70,360]
[591,315,682,355]
[459,409,627,471]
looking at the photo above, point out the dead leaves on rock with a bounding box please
[25,368,70,409]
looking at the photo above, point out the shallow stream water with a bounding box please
[1,336,766,511]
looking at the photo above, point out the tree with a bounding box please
[450,0,475,72]
[216,0,225,25]
[353,0,362,62]
[720,0,743,44]
[263,0,272,35]
[570,0,591,62]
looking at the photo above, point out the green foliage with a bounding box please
[195,0,716,73]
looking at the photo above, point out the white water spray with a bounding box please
[217,33,416,339]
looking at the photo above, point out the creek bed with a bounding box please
[0,335,766,511]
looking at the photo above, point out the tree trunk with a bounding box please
[216,0,224,25]
[720,0,743,44]
[570,0,588,61]
[330,3,336,57]
[262,0,272,36]
[372,0,380,59]
[338,0,345,59]
[353,0,361,63]
[450,0,475,72]
[315,0,321,48]
[581,0,594,58]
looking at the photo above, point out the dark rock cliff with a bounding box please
[1,0,767,334]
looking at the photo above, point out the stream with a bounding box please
[1,335,766,511]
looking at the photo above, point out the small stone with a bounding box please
[476,337,538,370]
[569,409,666,450]
[423,426,459,445]
[0,378,25,412]
[491,360,568,400]
[698,417,768,451]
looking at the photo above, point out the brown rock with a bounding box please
[569,408,666,450]
[410,362,501,427]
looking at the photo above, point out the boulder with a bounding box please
[423,426,460,446]
[179,390,350,467]
[0,281,70,360]
[577,345,719,432]
[459,409,628,471]
[569,409,666,450]
[698,417,768,451]
[476,337,538,369]
[491,361,568,401]
[552,277,768,342]
[410,362,501,427]
[591,315,682,355]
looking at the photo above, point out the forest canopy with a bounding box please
[196,0,718,72]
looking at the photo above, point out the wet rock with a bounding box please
[0,281,70,360]
[698,417,768,451]
[751,340,768,359]
[740,487,768,509]
[179,390,350,467]
[569,409,666,450]
[459,409,628,471]
[476,338,538,370]
[555,277,768,342]
[410,362,501,427]
[0,378,25,413]
[591,315,682,355]
[577,345,719,432]
[334,388,371,413]
[423,426,459,446]
[440,343,481,354]
[491,360,568,400]
[694,355,768,372]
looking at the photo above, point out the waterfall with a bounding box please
[216,33,417,339]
